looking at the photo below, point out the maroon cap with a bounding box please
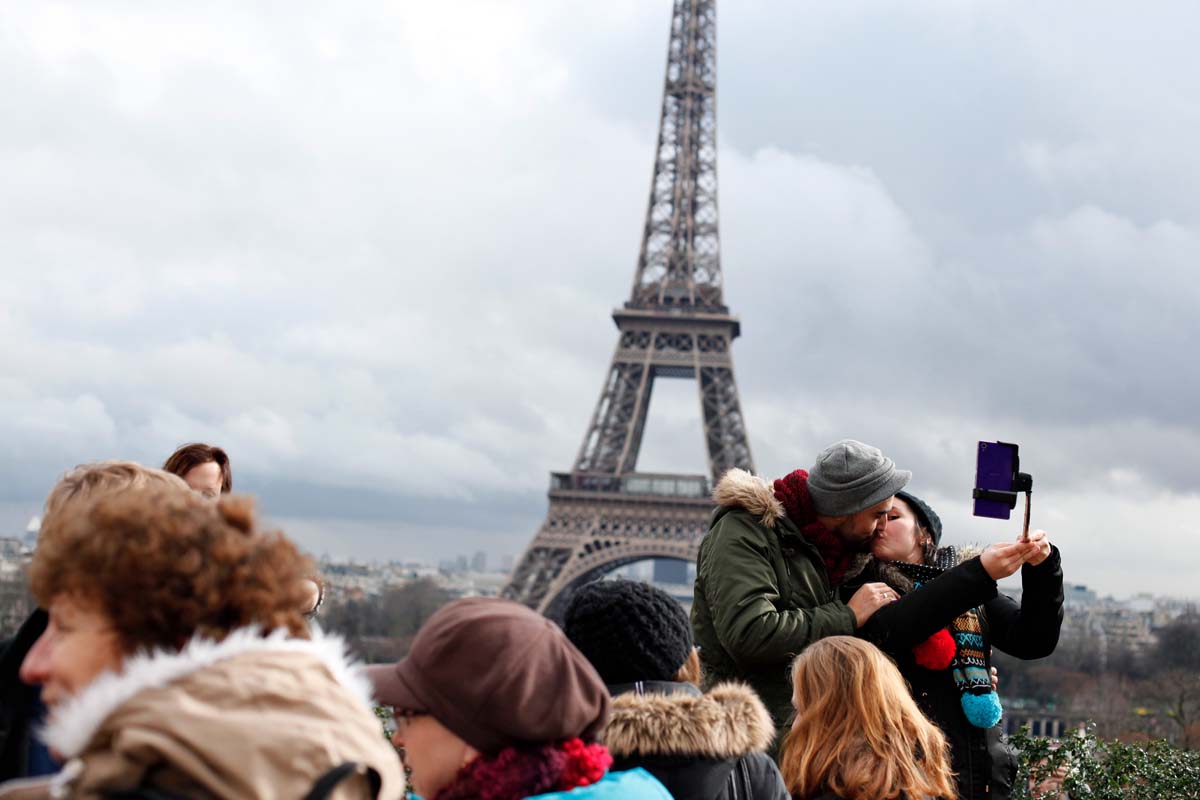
[367,597,610,755]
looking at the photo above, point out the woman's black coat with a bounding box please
[0,609,47,782]
[840,547,1064,800]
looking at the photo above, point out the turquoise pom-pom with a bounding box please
[961,692,1003,728]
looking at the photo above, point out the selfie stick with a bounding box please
[1021,490,1031,543]
[1016,473,1033,543]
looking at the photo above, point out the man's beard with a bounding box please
[849,532,874,553]
[834,521,874,553]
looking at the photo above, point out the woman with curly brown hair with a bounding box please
[1,462,189,784]
[779,636,957,800]
[0,485,404,799]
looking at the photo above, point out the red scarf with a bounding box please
[434,739,612,800]
[772,469,856,586]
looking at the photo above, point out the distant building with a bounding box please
[24,516,40,546]
[1050,584,1194,671]
[0,538,26,560]
[0,538,33,638]
[653,558,688,585]
[1003,698,1081,739]
[1064,584,1098,607]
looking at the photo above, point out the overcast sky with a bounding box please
[2,1,1198,597]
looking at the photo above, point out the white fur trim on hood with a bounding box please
[712,468,784,527]
[40,625,373,760]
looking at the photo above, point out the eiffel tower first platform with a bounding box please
[503,0,754,618]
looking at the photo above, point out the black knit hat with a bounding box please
[563,579,693,685]
[896,490,943,547]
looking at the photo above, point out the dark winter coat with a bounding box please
[692,469,857,734]
[0,610,47,782]
[602,681,789,800]
[841,546,1065,800]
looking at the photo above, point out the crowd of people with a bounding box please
[0,438,1063,799]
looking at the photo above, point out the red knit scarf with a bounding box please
[434,739,612,800]
[772,469,856,586]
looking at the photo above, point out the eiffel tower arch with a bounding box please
[504,0,754,616]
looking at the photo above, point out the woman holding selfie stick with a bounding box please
[839,491,1063,800]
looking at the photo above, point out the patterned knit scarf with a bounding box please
[772,469,856,585]
[888,557,1003,729]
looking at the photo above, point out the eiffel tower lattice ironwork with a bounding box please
[503,0,753,617]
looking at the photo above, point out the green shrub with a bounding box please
[1011,725,1200,799]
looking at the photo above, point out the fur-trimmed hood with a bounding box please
[12,626,406,800]
[603,682,775,760]
[42,625,374,759]
[712,469,783,528]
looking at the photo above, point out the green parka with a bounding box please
[691,469,857,735]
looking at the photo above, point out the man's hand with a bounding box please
[847,582,898,628]
[1023,529,1053,566]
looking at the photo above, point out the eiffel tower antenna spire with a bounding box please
[629,0,724,313]
[505,0,753,616]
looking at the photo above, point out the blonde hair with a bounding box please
[673,647,703,686]
[779,636,957,800]
[41,461,188,543]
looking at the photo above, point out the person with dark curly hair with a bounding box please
[0,485,405,799]
[368,597,672,800]
[0,462,189,784]
[162,442,232,500]
[563,579,789,800]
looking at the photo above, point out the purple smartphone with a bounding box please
[973,441,1020,520]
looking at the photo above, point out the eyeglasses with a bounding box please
[390,708,428,736]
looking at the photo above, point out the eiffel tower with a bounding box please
[504,0,753,617]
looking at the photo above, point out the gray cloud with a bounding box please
[1,1,1198,596]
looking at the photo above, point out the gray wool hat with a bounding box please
[807,439,911,516]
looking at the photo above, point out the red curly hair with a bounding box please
[30,485,313,654]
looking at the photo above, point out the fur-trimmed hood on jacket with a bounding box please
[0,627,405,800]
[601,683,789,800]
[603,683,775,760]
[712,469,783,528]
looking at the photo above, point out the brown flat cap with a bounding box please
[367,597,610,755]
